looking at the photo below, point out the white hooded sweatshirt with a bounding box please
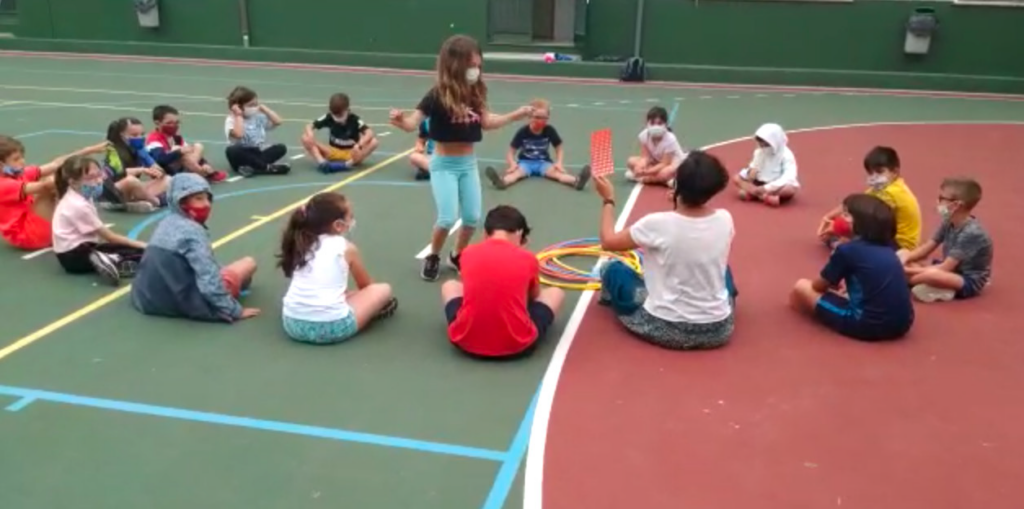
[746,123,799,192]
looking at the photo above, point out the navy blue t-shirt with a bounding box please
[511,125,562,162]
[820,239,914,332]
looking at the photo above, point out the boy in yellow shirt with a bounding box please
[817,146,921,250]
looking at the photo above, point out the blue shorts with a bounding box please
[282,313,358,344]
[930,259,985,299]
[518,159,552,177]
[814,293,911,342]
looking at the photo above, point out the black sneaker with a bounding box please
[484,166,507,190]
[414,169,431,181]
[448,251,462,273]
[117,259,139,279]
[373,297,399,322]
[88,251,121,286]
[256,163,291,176]
[575,165,593,191]
[236,166,256,178]
[421,254,441,281]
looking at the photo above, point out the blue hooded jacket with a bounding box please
[131,173,243,322]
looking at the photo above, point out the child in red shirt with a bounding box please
[440,205,564,358]
[0,136,107,250]
[146,105,227,182]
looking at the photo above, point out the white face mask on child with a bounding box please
[647,124,667,138]
[866,174,889,190]
[243,106,260,117]
[466,67,481,84]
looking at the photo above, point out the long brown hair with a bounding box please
[55,156,100,198]
[278,192,351,278]
[436,35,487,116]
[106,117,144,166]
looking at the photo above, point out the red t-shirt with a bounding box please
[0,166,43,241]
[449,238,541,356]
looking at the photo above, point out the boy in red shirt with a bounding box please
[0,136,107,250]
[146,105,227,182]
[441,205,564,358]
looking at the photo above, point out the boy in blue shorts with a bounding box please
[898,177,992,303]
[791,193,914,342]
[408,118,432,181]
[484,99,591,191]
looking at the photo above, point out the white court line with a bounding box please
[414,219,462,259]
[521,119,1024,509]
[226,175,245,182]
[22,223,114,260]
[290,154,306,160]
[378,131,392,137]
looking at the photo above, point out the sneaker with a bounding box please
[116,259,139,279]
[414,169,430,181]
[448,251,462,273]
[763,194,781,207]
[484,166,506,190]
[373,297,399,322]
[624,170,637,182]
[912,284,955,303]
[236,166,256,178]
[98,201,126,212]
[125,201,156,214]
[421,254,441,281]
[257,163,291,176]
[318,161,349,174]
[207,170,228,183]
[574,165,592,191]
[88,251,121,286]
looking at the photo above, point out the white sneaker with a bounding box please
[912,284,955,303]
[624,170,637,182]
[125,201,156,214]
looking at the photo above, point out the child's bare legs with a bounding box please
[115,176,161,207]
[410,152,431,172]
[761,185,798,207]
[300,133,329,164]
[626,156,647,174]
[223,256,258,291]
[536,286,566,314]
[30,177,57,220]
[453,226,475,254]
[733,173,762,198]
[441,279,464,305]
[637,164,675,187]
[790,278,825,314]
[348,282,394,329]
[543,165,578,187]
[350,135,379,166]
[182,143,215,175]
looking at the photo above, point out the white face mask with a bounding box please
[466,67,481,84]
[647,124,667,138]
[867,174,889,190]
[344,218,357,236]
[243,106,259,117]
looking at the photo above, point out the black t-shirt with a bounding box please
[416,88,483,144]
[511,125,562,162]
[312,113,368,149]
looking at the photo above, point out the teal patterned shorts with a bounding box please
[282,313,358,344]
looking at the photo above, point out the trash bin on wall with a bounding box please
[134,0,160,28]
[904,8,938,55]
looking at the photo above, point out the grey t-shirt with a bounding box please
[932,217,993,283]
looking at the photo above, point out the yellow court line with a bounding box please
[0,149,413,362]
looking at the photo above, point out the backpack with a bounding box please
[620,57,646,83]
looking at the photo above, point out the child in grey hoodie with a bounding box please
[131,173,260,322]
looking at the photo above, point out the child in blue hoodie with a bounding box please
[131,173,260,323]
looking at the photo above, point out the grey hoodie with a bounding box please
[131,173,243,322]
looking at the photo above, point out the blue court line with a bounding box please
[125,180,426,239]
[669,101,680,127]
[481,389,539,509]
[0,384,507,462]
[5,396,36,412]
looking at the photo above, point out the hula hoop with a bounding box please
[536,237,643,291]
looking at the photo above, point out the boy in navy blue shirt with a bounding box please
[484,99,591,191]
[791,193,914,341]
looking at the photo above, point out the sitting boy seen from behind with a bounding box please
[441,205,564,359]
[899,177,992,303]
[301,93,379,174]
[131,173,260,323]
[818,146,921,251]
[146,105,227,182]
[484,99,591,191]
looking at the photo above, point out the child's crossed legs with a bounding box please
[626,156,675,186]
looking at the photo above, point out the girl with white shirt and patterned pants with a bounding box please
[594,151,737,350]
[625,107,688,188]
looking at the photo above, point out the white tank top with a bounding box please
[282,234,353,322]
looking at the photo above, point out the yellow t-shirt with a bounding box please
[866,177,922,250]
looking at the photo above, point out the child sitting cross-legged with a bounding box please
[898,177,992,303]
[51,156,146,286]
[102,117,169,214]
[625,106,687,187]
[732,123,799,206]
[484,99,591,191]
[301,93,379,174]
[791,193,914,342]
[279,192,398,344]
[224,86,291,177]
[131,173,260,323]
[441,205,564,359]
[146,105,227,182]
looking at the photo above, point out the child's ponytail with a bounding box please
[277,192,350,278]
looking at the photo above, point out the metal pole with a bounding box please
[238,0,251,48]
[632,0,645,58]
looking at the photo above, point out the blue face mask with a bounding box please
[2,165,22,177]
[128,137,145,151]
[80,183,104,201]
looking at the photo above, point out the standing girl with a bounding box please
[389,34,533,281]
[279,192,398,344]
[103,117,169,213]
[52,156,146,286]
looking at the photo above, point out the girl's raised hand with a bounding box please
[230,104,244,116]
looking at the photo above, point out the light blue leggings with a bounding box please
[429,154,482,230]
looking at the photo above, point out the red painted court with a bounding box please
[543,123,1024,509]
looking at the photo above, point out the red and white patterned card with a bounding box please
[589,129,614,177]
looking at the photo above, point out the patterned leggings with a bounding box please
[599,261,736,350]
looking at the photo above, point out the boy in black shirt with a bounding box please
[484,100,591,191]
[300,93,379,174]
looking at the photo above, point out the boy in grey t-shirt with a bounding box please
[898,177,993,302]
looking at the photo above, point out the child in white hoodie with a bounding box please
[732,123,799,207]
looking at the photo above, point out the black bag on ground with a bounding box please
[620,57,646,83]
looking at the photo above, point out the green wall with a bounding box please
[2,0,1023,93]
